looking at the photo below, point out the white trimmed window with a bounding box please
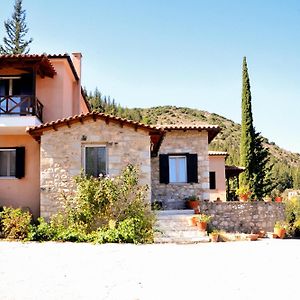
[169,156,187,183]
[0,149,16,177]
[83,145,107,177]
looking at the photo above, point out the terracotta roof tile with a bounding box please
[26,111,163,135]
[208,151,228,156]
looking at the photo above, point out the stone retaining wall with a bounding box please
[200,202,285,233]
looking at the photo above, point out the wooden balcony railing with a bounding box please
[0,95,43,122]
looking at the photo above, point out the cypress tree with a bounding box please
[239,57,255,188]
[0,0,33,54]
[252,132,273,198]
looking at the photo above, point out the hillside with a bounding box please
[137,105,300,167]
[86,89,300,191]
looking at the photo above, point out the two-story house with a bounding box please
[0,53,89,217]
[1,52,235,219]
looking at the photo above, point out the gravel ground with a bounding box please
[0,239,299,300]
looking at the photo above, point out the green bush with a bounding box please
[28,164,155,244]
[285,196,300,237]
[0,207,32,239]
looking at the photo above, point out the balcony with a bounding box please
[0,95,43,121]
[0,95,43,134]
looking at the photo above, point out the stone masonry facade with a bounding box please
[200,202,285,233]
[40,119,151,218]
[151,130,209,209]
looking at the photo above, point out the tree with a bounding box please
[239,57,256,188]
[0,0,33,54]
[252,132,274,198]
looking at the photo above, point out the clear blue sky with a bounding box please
[1,0,300,153]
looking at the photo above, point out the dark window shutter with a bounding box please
[187,154,198,183]
[159,154,169,184]
[15,147,25,179]
[209,172,216,189]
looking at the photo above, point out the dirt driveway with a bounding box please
[0,239,299,300]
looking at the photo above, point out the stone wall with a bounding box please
[200,202,285,233]
[40,119,151,218]
[151,130,209,209]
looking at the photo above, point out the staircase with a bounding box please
[154,210,210,244]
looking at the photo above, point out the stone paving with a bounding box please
[0,239,299,300]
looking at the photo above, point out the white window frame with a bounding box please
[0,148,16,178]
[169,155,187,183]
[82,145,108,177]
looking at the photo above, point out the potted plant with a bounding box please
[195,213,212,231]
[187,216,198,226]
[209,229,220,242]
[274,221,288,239]
[185,195,200,211]
[236,186,252,202]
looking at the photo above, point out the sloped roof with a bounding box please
[27,111,165,157]
[0,54,56,78]
[225,165,245,178]
[27,111,161,134]
[157,124,221,143]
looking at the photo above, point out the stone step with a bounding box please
[154,210,210,244]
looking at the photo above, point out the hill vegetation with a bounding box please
[85,89,300,195]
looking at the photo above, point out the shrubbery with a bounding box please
[0,207,32,239]
[0,165,155,244]
[285,196,300,237]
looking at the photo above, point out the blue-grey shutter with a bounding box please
[187,154,198,183]
[159,154,169,184]
[15,147,25,179]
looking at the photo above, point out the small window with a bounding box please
[169,156,187,183]
[209,171,216,189]
[0,149,16,177]
[84,146,107,177]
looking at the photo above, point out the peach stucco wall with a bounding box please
[36,57,88,122]
[0,135,40,218]
[209,155,226,201]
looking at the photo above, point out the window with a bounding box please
[209,172,216,189]
[159,153,198,184]
[0,147,25,178]
[169,156,187,183]
[84,146,107,177]
[0,149,16,177]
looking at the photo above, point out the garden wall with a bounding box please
[200,202,285,233]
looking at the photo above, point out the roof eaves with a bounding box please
[48,54,79,81]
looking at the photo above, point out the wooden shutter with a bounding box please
[15,147,25,179]
[159,154,169,184]
[187,153,198,183]
[209,172,216,189]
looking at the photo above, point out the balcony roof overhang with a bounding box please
[0,54,56,78]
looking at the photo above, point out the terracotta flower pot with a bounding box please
[187,200,200,210]
[275,197,282,203]
[210,233,219,242]
[274,227,286,239]
[248,234,259,241]
[197,221,207,231]
[188,216,198,226]
[240,195,248,202]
